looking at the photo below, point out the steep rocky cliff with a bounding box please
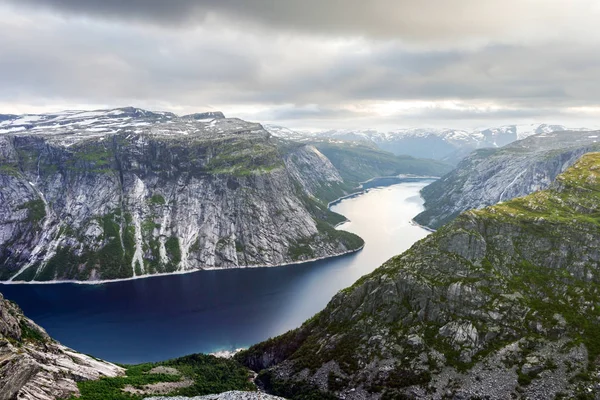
[0,109,362,282]
[414,130,600,229]
[239,153,600,399]
[0,292,123,400]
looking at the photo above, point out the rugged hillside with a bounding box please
[0,290,277,400]
[415,130,600,229]
[263,126,454,181]
[0,108,363,282]
[266,123,590,162]
[310,141,452,185]
[238,153,600,400]
[147,393,285,400]
[0,292,123,400]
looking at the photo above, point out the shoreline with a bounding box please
[1,176,435,286]
[0,244,365,286]
[409,219,437,233]
[327,174,437,208]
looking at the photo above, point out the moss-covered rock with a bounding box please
[239,153,600,399]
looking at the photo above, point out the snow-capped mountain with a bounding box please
[264,123,593,163]
[0,107,229,146]
[262,124,313,141]
[0,107,225,135]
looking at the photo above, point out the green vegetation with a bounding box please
[92,213,134,279]
[287,238,315,261]
[165,236,181,272]
[72,354,254,400]
[19,321,46,343]
[149,194,166,205]
[205,137,283,176]
[238,153,600,396]
[0,164,20,176]
[70,143,115,172]
[299,190,348,226]
[18,199,46,224]
[312,141,453,185]
[315,220,364,251]
[35,247,81,281]
[287,219,363,262]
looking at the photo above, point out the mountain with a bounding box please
[263,126,453,182]
[0,108,364,282]
[310,140,453,184]
[265,124,591,164]
[0,292,123,399]
[263,124,313,141]
[238,153,600,399]
[415,129,600,229]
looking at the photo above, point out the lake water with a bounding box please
[0,180,433,364]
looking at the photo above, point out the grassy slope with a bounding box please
[239,153,600,399]
[311,141,453,185]
[71,354,255,400]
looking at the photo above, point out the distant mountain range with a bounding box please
[265,123,596,164]
[414,129,600,229]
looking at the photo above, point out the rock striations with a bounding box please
[415,130,600,229]
[0,108,362,282]
[239,153,600,399]
[0,292,123,400]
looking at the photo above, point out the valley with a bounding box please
[0,109,446,283]
[239,152,600,399]
[0,181,432,364]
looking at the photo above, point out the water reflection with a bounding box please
[0,181,432,363]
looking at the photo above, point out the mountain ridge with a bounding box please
[238,153,600,400]
[0,110,366,282]
[265,123,596,163]
[414,129,600,229]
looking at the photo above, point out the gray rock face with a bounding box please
[0,292,124,400]
[415,130,600,229]
[239,154,600,399]
[146,391,286,400]
[0,109,362,282]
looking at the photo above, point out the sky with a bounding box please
[1,0,599,131]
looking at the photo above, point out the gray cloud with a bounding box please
[0,1,598,130]
[5,0,599,44]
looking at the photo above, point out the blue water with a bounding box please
[0,181,433,364]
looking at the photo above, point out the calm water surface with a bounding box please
[0,180,432,363]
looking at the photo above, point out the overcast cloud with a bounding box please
[0,0,599,130]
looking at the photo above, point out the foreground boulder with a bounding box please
[0,292,124,400]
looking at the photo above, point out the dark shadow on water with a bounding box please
[0,181,433,364]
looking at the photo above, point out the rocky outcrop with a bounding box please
[0,110,362,282]
[415,130,600,229]
[238,153,600,399]
[0,292,124,400]
[147,392,286,400]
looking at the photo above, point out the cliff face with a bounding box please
[414,130,600,229]
[0,110,362,282]
[0,292,123,400]
[239,153,600,400]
